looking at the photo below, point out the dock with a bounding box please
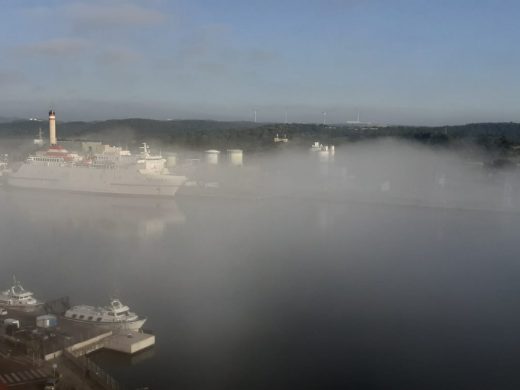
[103,331,155,354]
[62,318,155,358]
[1,306,155,389]
[1,312,155,359]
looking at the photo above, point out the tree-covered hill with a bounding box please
[0,119,519,153]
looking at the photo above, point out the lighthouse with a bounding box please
[49,109,57,146]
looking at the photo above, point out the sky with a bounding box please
[0,0,519,125]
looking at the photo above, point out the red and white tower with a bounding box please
[49,109,57,146]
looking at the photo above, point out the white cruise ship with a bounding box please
[6,110,187,198]
[64,299,146,331]
[0,278,43,311]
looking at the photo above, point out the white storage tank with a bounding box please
[227,149,243,166]
[166,154,177,168]
[36,314,58,328]
[205,150,220,165]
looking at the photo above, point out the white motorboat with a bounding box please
[0,278,43,311]
[64,299,146,331]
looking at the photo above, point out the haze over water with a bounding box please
[2,0,520,387]
[2,144,520,389]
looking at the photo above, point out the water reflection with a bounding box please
[1,189,186,240]
[92,347,155,368]
[2,188,520,389]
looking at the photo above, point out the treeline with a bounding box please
[0,119,519,153]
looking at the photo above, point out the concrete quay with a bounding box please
[0,306,155,389]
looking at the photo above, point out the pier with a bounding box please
[0,305,155,389]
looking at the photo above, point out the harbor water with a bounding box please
[1,189,520,389]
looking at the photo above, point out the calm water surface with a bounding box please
[1,189,520,389]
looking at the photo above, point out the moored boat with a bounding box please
[6,110,187,198]
[0,277,43,311]
[64,299,146,331]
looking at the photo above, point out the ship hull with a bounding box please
[64,317,146,331]
[7,164,186,198]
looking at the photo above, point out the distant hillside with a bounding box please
[0,118,519,154]
[0,116,23,123]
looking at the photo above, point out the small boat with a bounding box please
[64,299,146,331]
[0,277,43,311]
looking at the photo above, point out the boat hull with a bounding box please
[64,317,147,331]
[7,165,186,198]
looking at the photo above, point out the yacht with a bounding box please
[64,299,146,331]
[0,278,43,311]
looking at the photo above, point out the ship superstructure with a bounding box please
[7,110,186,197]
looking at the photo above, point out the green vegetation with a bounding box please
[1,119,520,155]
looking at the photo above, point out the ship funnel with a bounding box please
[49,109,57,146]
